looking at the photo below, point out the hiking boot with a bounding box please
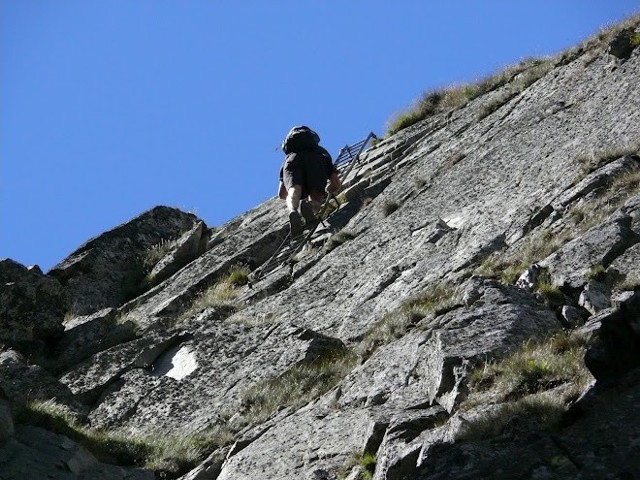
[289,211,304,237]
[300,201,317,228]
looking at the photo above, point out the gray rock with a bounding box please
[0,425,154,480]
[58,330,185,401]
[552,155,640,210]
[216,407,374,480]
[147,220,210,287]
[541,213,638,289]
[83,319,347,434]
[461,276,483,307]
[578,280,611,315]
[608,241,640,286]
[178,447,229,480]
[407,369,640,480]
[372,407,446,480]
[561,305,586,328]
[338,280,560,412]
[0,349,73,406]
[608,26,640,60]
[515,263,543,291]
[583,299,640,380]
[53,308,137,372]
[0,258,66,354]
[49,206,201,315]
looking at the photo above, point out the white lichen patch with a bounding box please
[153,345,198,380]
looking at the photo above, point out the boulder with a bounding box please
[372,407,447,480]
[53,308,138,371]
[578,280,611,315]
[582,291,640,380]
[216,407,375,480]
[541,213,638,290]
[0,425,154,480]
[0,258,66,354]
[80,317,347,434]
[561,305,586,328]
[608,26,640,60]
[407,369,640,480]
[0,349,73,406]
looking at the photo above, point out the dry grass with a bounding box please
[355,310,415,360]
[239,350,358,427]
[15,400,222,476]
[413,176,428,189]
[584,264,606,282]
[569,159,640,233]
[456,394,567,442]
[141,239,175,271]
[406,283,460,319]
[459,331,594,441]
[355,283,459,359]
[476,230,571,284]
[469,332,593,402]
[385,55,557,136]
[381,199,401,217]
[533,268,565,307]
[182,265,250,318]
[384,15,640,138]
[574,143,640,181]
[339,451,377,480]
[615,274,640,291]
[324,230,357,253]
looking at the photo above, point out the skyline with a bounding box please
[2,2,639,271]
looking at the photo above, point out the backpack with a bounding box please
[282,126,320,154]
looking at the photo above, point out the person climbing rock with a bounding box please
[277,126,341,236]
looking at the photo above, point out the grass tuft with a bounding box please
[476,230,571,284]
[574,144,640,182]
[385,56,556,137]
[226,264,251,287]
[413,176,428,189]
[182,265,251,318]
[239,349,357,427]
[339,451,377,480]
[355,283,459,359]
[533,268,564,307]
[584,264,607,282]
[324,230,357,253]
[456,394,567,442]
[381,199,401,217]
[469,332,593,401]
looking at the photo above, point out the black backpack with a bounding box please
[282,126,320,154]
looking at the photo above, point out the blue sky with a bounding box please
[2,1,639,272]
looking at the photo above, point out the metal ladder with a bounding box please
[334,132,377,180]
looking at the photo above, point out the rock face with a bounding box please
[0,259,66,354]
[48,206,203,316]
[2,16,640,480]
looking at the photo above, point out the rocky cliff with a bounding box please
[2,17,640,480]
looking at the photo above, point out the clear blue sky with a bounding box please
[2,1,639,272]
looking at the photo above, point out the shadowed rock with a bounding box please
[0,259,66,355]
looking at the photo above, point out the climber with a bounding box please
[277,126,341,237]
